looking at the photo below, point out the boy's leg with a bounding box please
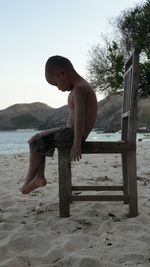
[26,145,45,183]
[20,146,47,194]
[20,127,68,194]
[21,161,47,194]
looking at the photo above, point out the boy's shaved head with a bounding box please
[45,55,74,75]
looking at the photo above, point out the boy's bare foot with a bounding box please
[22,176,34,187]
[20,177,47,194]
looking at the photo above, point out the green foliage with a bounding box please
[87,0,150,97]
[11,114,41,129]
[88,41,124,95]
[117,0,150,52]
[139,61,150,97]
[106,42,124,92]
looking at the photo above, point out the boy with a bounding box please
[20,55,97,194]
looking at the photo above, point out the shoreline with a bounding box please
[0,135,150,156]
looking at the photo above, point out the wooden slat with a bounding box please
[125,64,133,76]
[72,185,123,191]
[122,153,129,204]
[125,53,133,69]
[123,68,132,113]
[128,151,138,217]
[81,141,136,154]
[57,141,136,153]
[128,50,139,144]
[58,147,71,218]
[71,195,126,201]
[122,111,130,118]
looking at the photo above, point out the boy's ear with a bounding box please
[60,71,67,78]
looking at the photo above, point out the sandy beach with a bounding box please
[0,141,150,267]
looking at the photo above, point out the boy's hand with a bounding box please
[70,143,82,161]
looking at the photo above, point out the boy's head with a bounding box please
[45,55,75,91]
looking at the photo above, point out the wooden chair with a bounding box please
[57,49,140,218]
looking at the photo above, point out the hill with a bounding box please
[95,93,150,132]
[0,102,52,130]
[0,96,150,131]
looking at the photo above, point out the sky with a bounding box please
[0,0,145,110]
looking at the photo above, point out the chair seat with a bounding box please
[58,141,136,153]
[82,141,136,153]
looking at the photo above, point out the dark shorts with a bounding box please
[28,127,74,157]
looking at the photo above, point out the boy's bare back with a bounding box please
[67,79,97,140]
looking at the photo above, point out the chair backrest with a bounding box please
[121,49,140,144]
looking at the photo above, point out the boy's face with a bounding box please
[46,71,72,92]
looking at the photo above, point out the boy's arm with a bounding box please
[70,87,86,161]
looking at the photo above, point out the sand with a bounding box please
[0,141,150,267]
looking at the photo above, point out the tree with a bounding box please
[87,41,124,95]
[139,61,150,97]
[117,0,150,53]
[87,0,150,97]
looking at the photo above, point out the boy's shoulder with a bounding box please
[71,80,93,95]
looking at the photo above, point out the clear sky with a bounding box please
[0,0,145,110]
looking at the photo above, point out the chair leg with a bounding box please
[122,152,128,204]
[127,150,138,217]
[58,147,71,218]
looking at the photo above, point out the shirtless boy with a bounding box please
[20,55,97,194]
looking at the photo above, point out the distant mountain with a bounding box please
[95,93,150,132]
[95,93,123,132]
[0,102,52,130]
[0,95,150,131]
[39,105,69,129]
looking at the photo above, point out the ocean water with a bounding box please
[0,130,149,155]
